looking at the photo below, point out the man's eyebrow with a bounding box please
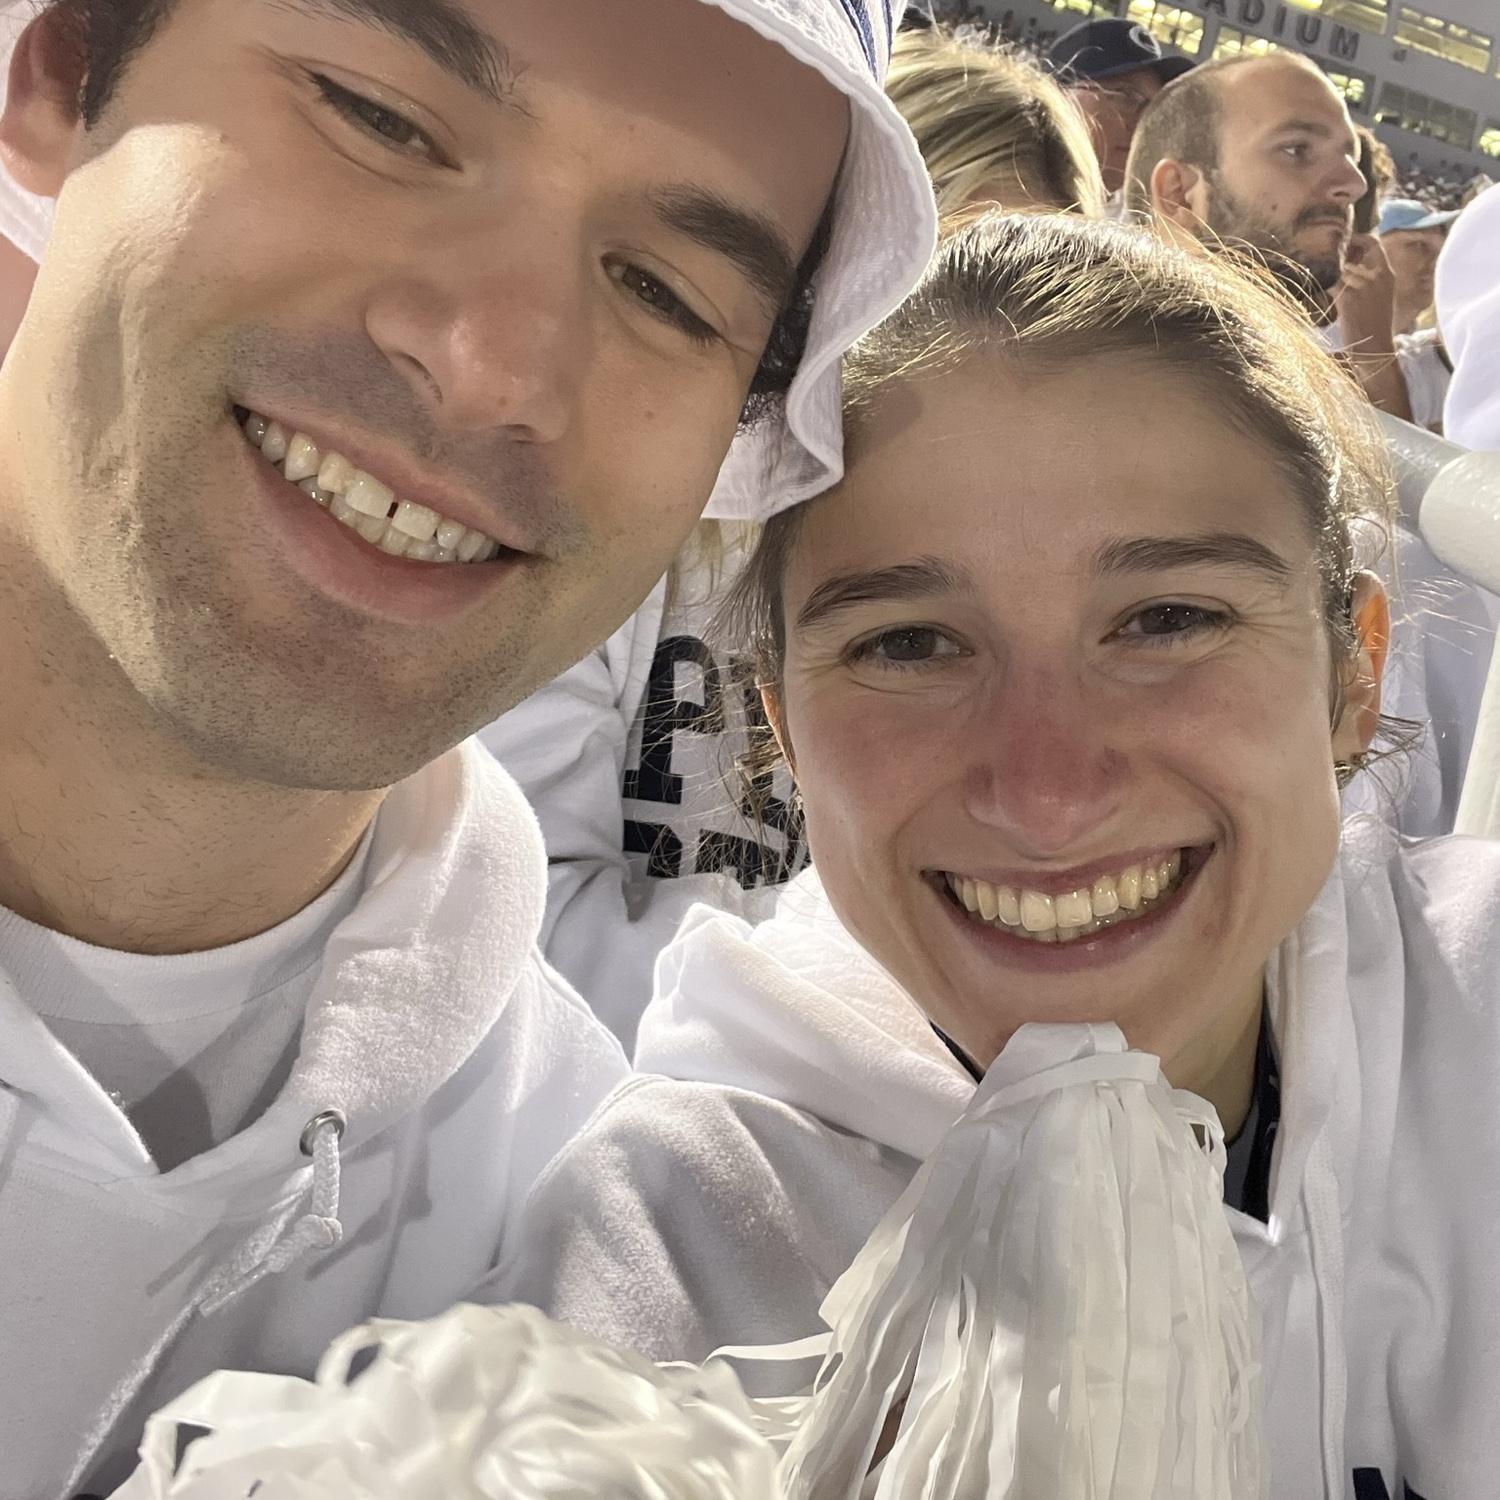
[267,0,521,110]
[795,558,973,634]
[1273,117,1349,144]
[650,187,799,312]
[1092,534,1293,585]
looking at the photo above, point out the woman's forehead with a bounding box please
[802,358,1312,589]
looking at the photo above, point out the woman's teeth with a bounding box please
[946,852,1186,944]
[240,410,503,564]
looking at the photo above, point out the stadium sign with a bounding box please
[1197,0,1362,60]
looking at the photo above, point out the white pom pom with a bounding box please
[110,1304,780,1500]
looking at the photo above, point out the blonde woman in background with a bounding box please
[481,24,1105,1049]
[887,25,1104,216]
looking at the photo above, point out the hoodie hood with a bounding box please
[0,738,549,1209]
[638,870,973,1162]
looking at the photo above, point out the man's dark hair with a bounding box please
[42,0,829,419]
[1121,56,1243,217]
[44,0,176,125]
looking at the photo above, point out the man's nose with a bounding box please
[365,222,589,445]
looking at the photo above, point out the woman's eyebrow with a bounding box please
[1092,533,1294,586]
[266,0,522,111]
[795,557,973,634]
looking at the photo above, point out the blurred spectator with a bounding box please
[1126,53,1411,421]
[1377,198,1455,335]
[1045,18,1194,198]
[886,25,1104,216]
[1374,198,1457,432]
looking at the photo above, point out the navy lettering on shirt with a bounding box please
[1353,1470,1429,1500]
[623,634,805,889]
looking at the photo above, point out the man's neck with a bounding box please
[0,576,382,956]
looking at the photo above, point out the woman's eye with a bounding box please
[609,263,718,346]
[848,626,961,669]
[314,75,443,163]
[1116,603,1231,646]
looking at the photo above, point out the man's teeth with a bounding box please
[241,411,502,564]
[946,852,1186,944]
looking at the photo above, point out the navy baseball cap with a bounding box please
[1046,18,1196,85]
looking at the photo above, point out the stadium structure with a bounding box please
[938,0,1500,180]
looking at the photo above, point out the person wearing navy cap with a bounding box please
[1046,17,1194,194]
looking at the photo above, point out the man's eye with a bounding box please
[847,626,962,669]
[608,263,718,346]
[1115,603,1231,646]
[313,75,443,163]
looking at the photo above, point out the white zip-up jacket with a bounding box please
[1,740,628,1499]
[501,825,1500,1500]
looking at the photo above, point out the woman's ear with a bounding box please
[760,682,796,777]
[0,8,90,201]
[1332,570,1391,762]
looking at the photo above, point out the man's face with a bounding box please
[1381,225,1446,312]
[0,0,847,789]
[1198,58,1365,294]
[1069,65,1163,194]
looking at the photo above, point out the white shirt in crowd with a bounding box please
[481,527,804,1048]
[497,824,1500,1500]
[0,741,627,1497]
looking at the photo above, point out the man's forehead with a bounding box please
[1225,60,1353,139]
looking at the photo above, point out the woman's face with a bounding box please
[774,354,1382,1078]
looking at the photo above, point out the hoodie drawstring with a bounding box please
[200,1110,347,1315]
[62,1113,349,1497]
[1304,1130,1348,1498]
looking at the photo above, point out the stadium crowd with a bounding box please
[0,0,1498,1495]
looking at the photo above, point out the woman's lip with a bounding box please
[930,849,1209,972]
[931,844,1210,898]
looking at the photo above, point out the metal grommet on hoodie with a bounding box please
[300,1109,347,1157]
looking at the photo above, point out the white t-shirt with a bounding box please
[7,833,370,1171]
[1394,328,1451,433]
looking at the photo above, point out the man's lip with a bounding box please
[233,400,535,555]
[238,430,528,628]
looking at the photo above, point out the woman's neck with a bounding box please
[1168,983,1266,1141]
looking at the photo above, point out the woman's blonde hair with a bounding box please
[885,26,1106,218]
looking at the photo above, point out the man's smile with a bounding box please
[237,407,509,565]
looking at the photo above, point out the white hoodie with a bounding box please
[500,827,1500,1500]
[0,740,627,1499]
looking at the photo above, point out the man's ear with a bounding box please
[0,8,89,201]
[760,682,796,778]
[1332,570,1390,762]
[1150,156,1207,236]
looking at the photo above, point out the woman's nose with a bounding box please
[958,672,1128,857]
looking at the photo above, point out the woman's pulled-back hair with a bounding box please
[886,26,1105,218]
[723,212,1406,783]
